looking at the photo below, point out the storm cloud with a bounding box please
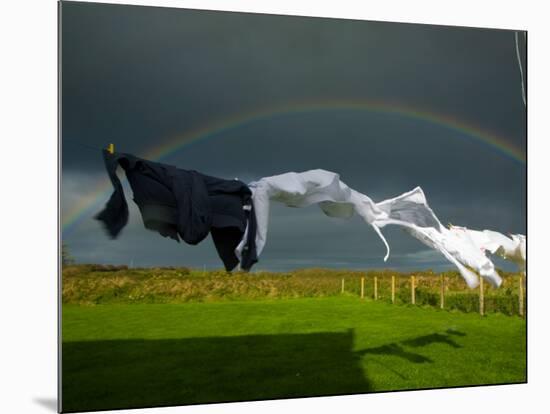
[61,2,526,271]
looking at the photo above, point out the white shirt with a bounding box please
[236,169,523,288]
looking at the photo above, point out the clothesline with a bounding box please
[63,139,105,153]
[64,140,147,159]
[91,149,525,289]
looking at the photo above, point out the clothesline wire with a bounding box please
[63,139,106,154]
[63,139,147,159]
[514,31,526,107]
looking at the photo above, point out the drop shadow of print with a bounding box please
[62,330,370,412]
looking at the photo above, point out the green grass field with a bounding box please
[62,297,526,412]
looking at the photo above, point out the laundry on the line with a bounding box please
[96,151,525,287]
[241,170,504,288]
[448,225,526,274]
[95,150,257,271]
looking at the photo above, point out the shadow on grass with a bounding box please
[445,329,467,337]
[62,329,467,413]
[62,330,370,413]
[355,330,467,380]
[401,333,462,349]
[359,343,433,363]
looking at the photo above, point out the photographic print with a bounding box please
[60,1,526,412]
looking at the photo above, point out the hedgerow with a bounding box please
[61,265,524,315]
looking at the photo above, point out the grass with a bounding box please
[62,296,526,412]
[62,265,525,315]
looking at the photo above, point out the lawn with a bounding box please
[62,297,526,412]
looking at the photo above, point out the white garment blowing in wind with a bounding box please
[235,169,521,289]
[448,225,526,274]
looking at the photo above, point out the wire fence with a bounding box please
[344,273,526,317]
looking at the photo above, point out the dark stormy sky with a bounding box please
[61,1,526,272]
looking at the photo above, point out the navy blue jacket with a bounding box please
[95,150,257,271]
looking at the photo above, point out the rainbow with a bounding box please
[62,99,526,236]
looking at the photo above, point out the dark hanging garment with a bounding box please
[239,203,258,271]
[94,151,130,239]
[95,150,258,271]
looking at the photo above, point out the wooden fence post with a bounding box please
[479,276,485,316]
[440,276,445,309]
[519,273,524,317]
[361,277,365,299]
[374,276,378,300]
[341,278,345,294]
[411,275,416,305]
[391,276,396,304]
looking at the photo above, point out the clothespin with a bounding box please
[447,222,453,229]
[107,143,115,154]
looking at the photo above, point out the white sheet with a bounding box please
[236,169,520,288]
[449,226,526,274]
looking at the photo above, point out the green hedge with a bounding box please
[61,265,525,315]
